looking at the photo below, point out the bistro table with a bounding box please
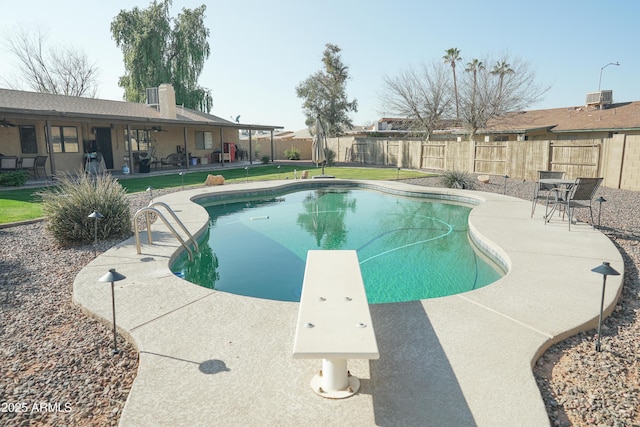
[541,178,576,221]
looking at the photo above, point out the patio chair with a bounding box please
[34,155,48,179]
[531,170,565,218]
[19,156,37,176]
[0,156,19,172]
[544,177,603,231]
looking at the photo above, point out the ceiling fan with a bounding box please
[151,125,167,132]
[0,119,16,128]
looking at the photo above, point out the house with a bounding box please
[326,91,640,190]
[0,84,283,177]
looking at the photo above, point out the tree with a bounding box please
[490,60,515,99]
[380,52,548,141]
[443,47,462,121]
[378,62,453,140]
[295,43,358,137]
[3,27,99,97]
[110,0,212,112]
[457,54,548,139]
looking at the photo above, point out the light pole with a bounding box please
[98,268,127,355]
[598,62,620,92]
[596,196,606,229]
[590,262,620,352]
[88,211,103,256]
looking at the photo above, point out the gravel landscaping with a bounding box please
[1,175,638,426]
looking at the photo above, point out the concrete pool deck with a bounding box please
[73,179,624,426]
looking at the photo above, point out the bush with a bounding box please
[326,149,336,166]
[261,155,270,164]
[0,170,29,187]
[284,147,301,160]
[441,170,475,190]
[37,171,132,246]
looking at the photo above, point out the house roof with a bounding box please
[0,88,283,130]
[485,101,640,133]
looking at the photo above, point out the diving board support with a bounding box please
[293,250,379,399]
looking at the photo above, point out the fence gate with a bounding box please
[420,141,446,170]
[474,141,507,175]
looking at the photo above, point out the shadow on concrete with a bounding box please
[140,350,230,375]
[369,301,477,426]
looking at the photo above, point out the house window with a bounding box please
[195,131,213,149]
[494,135,509,142]
[124,129,151,152]
[19,126,38,154]
[46,126,79,153]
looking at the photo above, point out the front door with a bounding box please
[95,128,114,169]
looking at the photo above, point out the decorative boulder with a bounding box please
[205,174,225,186]
[477,175,490,184]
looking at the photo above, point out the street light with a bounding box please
[596,196,606,229]
[598,62,620,92]
[88,211,103,256]
[98,268,127,355]
[590,261,620,352]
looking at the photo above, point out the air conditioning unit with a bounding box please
[586,90,613,106]
[146,87,159,106]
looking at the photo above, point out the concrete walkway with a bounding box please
[73,179,624,427]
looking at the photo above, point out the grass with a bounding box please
[0,164,429,224]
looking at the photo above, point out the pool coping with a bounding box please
[73,179,624,426]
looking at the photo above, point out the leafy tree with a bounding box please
[295,43,358,137]
[2,27,99,97]
[110,0,212,111]
[443,47,462,120]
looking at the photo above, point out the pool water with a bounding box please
[172,188,503,303]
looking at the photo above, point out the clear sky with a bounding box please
[1,0,638,131]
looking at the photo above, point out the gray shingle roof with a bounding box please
[0,88,238,127]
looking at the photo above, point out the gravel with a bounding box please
[1,177,638,426]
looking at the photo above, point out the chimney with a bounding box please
[158,83,177,119]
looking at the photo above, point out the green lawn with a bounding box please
[0,165,429,224]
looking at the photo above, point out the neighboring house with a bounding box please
[327,91,640,190]
[240,127,314,160]
[0,84,283,177]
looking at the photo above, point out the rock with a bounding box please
[204,174,225,186]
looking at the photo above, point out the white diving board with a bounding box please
[293,250,379,398]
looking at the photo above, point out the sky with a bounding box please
[1,0,639,131]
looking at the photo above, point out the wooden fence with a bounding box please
[325,135,640,191]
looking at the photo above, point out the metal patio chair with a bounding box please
[531,170,565,218]
[544,177,603,231]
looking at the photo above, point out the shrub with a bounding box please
[37,171,131,246]
[0,170,29,187]
[284,147,301,160]
[440,170,475,190]
[261,155,270,164]
[326,149,336,166]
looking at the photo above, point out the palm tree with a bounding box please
[443,47,462,120]
[490,60,514,98]
[465,58,485,101]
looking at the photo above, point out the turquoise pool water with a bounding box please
[172,187,503,303]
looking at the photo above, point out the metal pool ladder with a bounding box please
[133,202,199,261]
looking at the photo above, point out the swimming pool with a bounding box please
[172,186,503,303]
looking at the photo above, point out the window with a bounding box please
[19,126,38,154]
[46,126,79,153]
[493,135,509,142]
[124,129,151,152]
[195,131,213,149]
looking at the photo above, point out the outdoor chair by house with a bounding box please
[19,156,37,177]
[34,155,48,179]
[0,156,19,172]
[544,177,603,231]
[531,170,565,218]
[160,153,186,168]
